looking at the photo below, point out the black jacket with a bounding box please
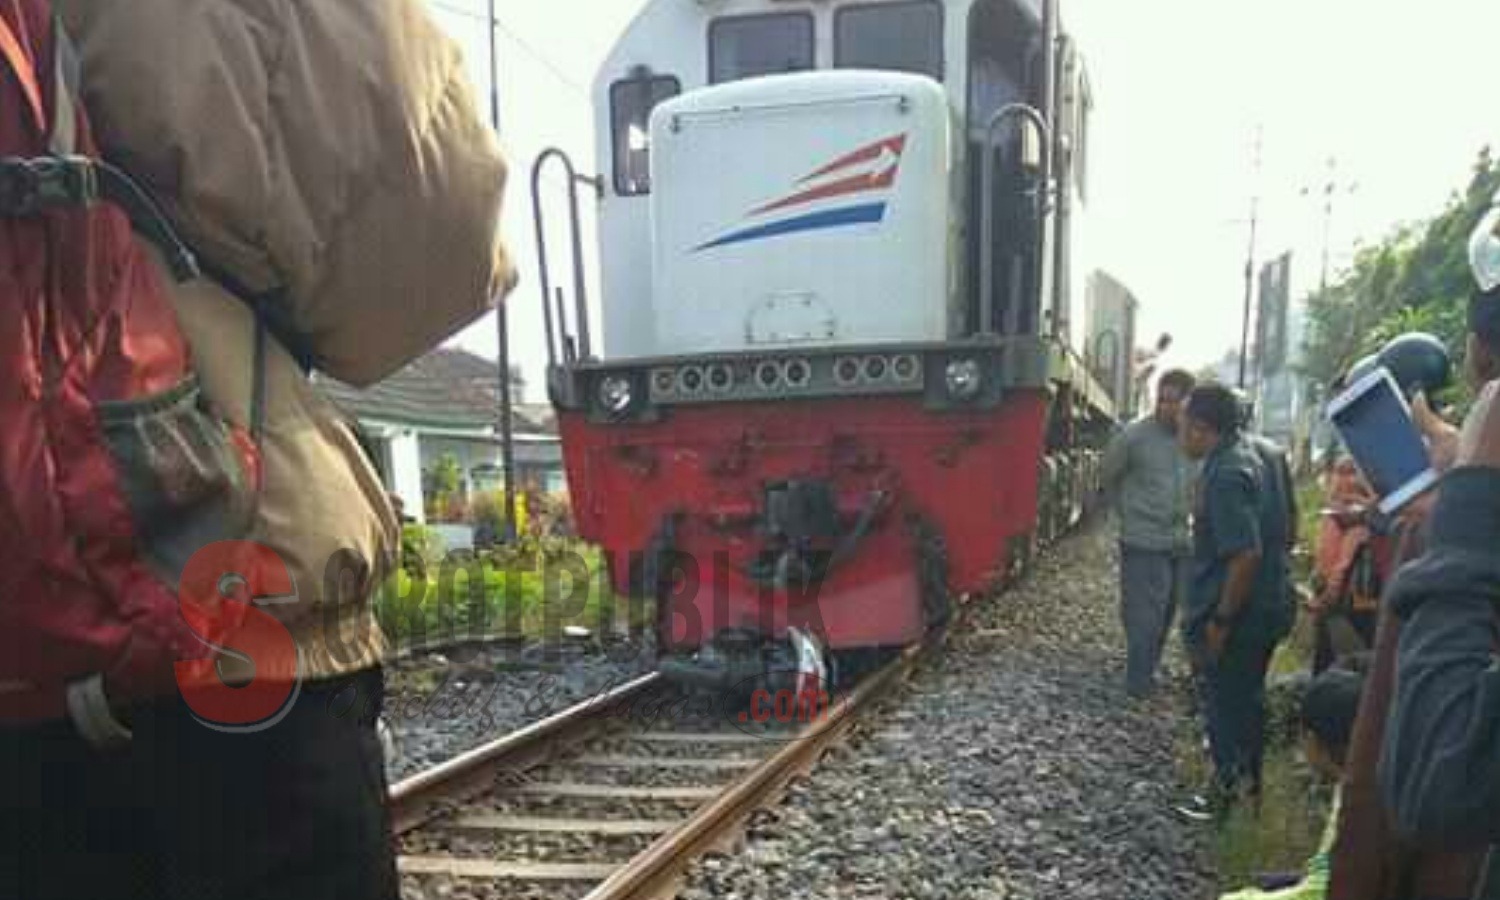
[1381,467,1500,846]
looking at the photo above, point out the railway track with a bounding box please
[391,649,917,900]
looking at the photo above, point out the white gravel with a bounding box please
[383,637,654,782]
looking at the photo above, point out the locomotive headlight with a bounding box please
[945,359,983,400]
[598,375,634,416]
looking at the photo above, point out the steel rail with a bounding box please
[581,647,919,900]
[388,672,663,835]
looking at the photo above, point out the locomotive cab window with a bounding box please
[835,1,944,80]
[610,74,680,196]
[709,13,815,85]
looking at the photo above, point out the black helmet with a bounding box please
[1376,332,1452,398]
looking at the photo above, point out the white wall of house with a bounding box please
[387,430,426,524]
[358,419,565,525]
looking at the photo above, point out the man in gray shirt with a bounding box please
[1102,369,1198,698]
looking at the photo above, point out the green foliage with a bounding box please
[431,453,462,495]
[1301,147,1499,397]
[468,490,508,546]
[426,453,466,522]
[373,537,652,649]
[399,523,445,581]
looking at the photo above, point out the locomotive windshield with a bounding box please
[835,1,944,80]
[709,13,815,84]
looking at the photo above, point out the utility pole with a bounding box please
[487,0,519,543]
[1301,157,1358,294]
[1237,127,1263,389]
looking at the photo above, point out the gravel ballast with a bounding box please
[382,637,654,782]
[680,521,1217,900]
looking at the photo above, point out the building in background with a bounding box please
[1253,253,1316,463]
[319,348,564,526]
[1085,272,1142,420]
[1200,253,1316,464]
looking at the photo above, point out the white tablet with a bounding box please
[1326,366,1440,515]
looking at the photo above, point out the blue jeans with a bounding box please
[1119,545,1188,696]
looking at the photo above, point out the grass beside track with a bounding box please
[374,537,654,654]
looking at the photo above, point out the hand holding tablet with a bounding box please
[1327,367,1441,515]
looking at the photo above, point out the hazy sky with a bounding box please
[428,0,1500,396]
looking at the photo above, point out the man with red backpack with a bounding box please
[0,2,512,897]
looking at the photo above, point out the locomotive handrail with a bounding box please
[978,103,1052,340]
[531,148,601,367]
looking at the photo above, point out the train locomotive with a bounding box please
[535,0,1140,692]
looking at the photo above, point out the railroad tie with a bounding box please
[627,731,763,745]
[397,857,619,881]
[450,814,681,836]
[574,754,758,771]
[514,783,723,801]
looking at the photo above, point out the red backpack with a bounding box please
[0,3,260,738]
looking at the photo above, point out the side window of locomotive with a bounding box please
[835,1,944,80]
[709,13,815,85]
[610,75,681,197]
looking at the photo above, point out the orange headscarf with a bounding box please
[1314,457,1376,603]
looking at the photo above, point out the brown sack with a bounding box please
[146,245,399,683]
[55,0,516,387]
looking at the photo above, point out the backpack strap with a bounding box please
[47,15,78,155]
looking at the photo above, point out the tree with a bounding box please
[1300,147,1499,405]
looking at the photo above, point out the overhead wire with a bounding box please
[426,0,592,101]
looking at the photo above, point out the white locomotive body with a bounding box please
[537,0,1136,690]
[651,71,954,354]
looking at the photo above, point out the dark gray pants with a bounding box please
[0,670,398,900]
[1119,545,1188,696]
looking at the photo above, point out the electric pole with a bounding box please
[1237,127,1263,389]
[1301,156,1358,294]
[487,0,519,543]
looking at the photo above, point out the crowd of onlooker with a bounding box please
[1101,198,1500,899]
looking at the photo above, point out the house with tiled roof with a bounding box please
[318,348,563,526]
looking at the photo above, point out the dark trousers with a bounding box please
[1193,630,1277,796]
[0,669,399,900]
[1119,545,1188,696]
[1313,608,1377,674]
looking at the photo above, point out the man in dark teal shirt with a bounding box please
[1180,384,1293,804]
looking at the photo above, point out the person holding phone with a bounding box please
[1380,203,1500,856]
[1324,339,1484,897]
[1180,383,1293,806]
